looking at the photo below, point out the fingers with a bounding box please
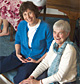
[28,57,32,59]
[27,57,37,63]
[17,55,27,63]
[20,57,27,63]
[18,56,37,63]
[26,57,32,62]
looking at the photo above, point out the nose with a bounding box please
[26,14,30,19]
[56,33,59,37]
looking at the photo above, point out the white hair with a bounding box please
[53,20,71,33]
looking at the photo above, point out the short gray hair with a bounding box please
[53,20,71,33]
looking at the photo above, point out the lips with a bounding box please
[28,19,32,22]
[56,38,61,40]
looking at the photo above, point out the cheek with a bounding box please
[61,35,67,41]
[23,16,26,20]
[60,35,64,38]
[53,33,56,38]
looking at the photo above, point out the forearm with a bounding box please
[31,59,49,78]
[15,44,21,55]
[37,53,47,63]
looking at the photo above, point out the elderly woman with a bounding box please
[0,1,53,84]
[19,20,77,84]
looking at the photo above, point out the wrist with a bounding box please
[36,60,39,63]
[16,53,20,56]
[37,59,41,63]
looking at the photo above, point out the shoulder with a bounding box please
[65,44,76,52]
[63,44,77,58]
[40,20,48,26]
[40,20,52,31]
[17,20,28,30]
[18,20,27,25]
[49,40,55,49]
[51,40,55,46]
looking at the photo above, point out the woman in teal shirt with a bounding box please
[0,1,53,84]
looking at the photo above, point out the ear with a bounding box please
[66,32,70,37]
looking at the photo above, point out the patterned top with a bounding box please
[0,0,22,30]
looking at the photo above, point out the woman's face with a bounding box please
[53,28,69,47]
[23,9,37,26]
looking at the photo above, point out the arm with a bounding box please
[36,52,47,63]
[15,44,27,63]
[15,22,28,63]
[30,54,50,79]
[37,24,53,63]
[15,44,21,56]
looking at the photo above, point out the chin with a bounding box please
[56,42,60,45]
[56,41,63,46]
[55,40,60,44]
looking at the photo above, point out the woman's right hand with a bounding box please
[16,54,27,63]
[19,77,40,84]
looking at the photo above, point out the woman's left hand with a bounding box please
[19,78,40,84]
[26,57,38,63]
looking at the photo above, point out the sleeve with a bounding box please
[46,24,53,52]
[31,54,50,78]
[15,23,21,44]
[42,45,77,84]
